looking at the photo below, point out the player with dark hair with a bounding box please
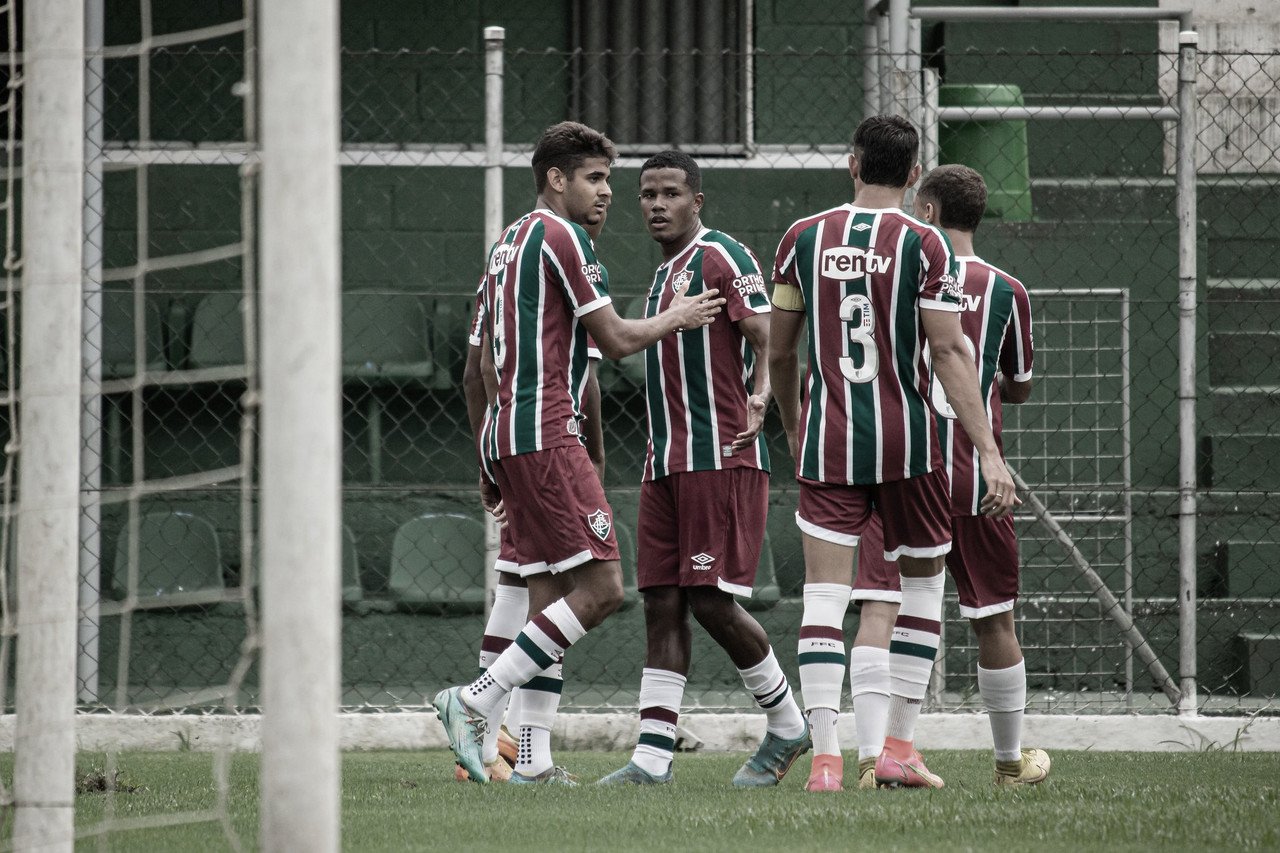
[437,121,725,785]
[597,151,809,787]
[769,115,1019,791]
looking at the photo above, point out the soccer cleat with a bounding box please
[453,756,514,783]
[731,723,812,788]
[856,756,878,790]
[874,748,945,789]
[804,753,843,792]
[496,726,519,766]
[596,761,673,786]
[510,765,579,786]
[994,748,1051,786]
[433,686,488,784]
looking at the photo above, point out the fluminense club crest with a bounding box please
[672,270,693,294]
[587,508,612,540]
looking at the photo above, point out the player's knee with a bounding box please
[687,588,738,631]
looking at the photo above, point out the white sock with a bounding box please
[807,707,840,756]
[464,597,586,718]
[516,726,553,777]
[797,582,850,712]
[632,668,686,776]
[737,648,807,740]
[478,585,528,762]
[849,645,891,761]
[979,659,1026,763]
[885,573,944,744]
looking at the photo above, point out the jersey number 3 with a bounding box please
[838,293,878,383]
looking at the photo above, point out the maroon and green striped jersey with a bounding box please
[931,256,1034,516]
[468,209,611,462]
[641,227,771,481]
[772,204,961,485]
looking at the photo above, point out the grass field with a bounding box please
[10,750,1280,851]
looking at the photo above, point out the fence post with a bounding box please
[482,26,505,617]
[1175,28,1199,717]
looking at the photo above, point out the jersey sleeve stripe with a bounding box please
[919,298,962,312]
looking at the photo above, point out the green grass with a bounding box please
[9,750,1280,851]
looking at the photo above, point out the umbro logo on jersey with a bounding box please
[820,246,891,280]
[489,243,518,275]
[672,270,693,293]
[852,222,872,232]
[691,553,715,570]
[958,293,983,311]
[587,509,612,541]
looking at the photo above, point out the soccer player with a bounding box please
[912,163,1049,785]
[768,115,1018,791]
[437,121,724,785]
[597,151,810,787]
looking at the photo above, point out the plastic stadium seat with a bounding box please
[342,292,433,381]
[389,513,484,614]
[342,525,363,605]
[189,292,247,369]
[101,289,167,378]
[111,510,224,604]
[742,531,781,612]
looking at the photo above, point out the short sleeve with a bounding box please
[917,226,962,313]
[543,219,612,318]
[772,223,803,288]
[586,334,602,361]
[1000,280,1035,381]
[706,239,770,324]
[467,272,487,347]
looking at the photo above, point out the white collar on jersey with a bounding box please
[657,226,711,269]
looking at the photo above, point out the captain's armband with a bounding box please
[771,282,805,312]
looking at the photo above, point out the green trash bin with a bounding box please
[938,84,1033,222]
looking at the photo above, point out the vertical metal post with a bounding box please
[482,26,505,617]
[13,0,85,848]
[1121,290,1134,709]
[79,0,105,706]
[888,0,910,116]
[862,0,881,118]
[259,0,342,848]
[922,67,940,170]
[1175,29,1199,717]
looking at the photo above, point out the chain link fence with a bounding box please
[20,14,1274,720]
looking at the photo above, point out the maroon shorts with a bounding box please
[494,522,546,577]
[636,467,768,597]
[850,511,901,603]
[946,513,1020,618]
[796,468,952,560]
[492,445,619,575]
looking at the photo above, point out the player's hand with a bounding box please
[785,428,800,464]
[977,452,1020,519]
[668,288,725,330]
[479,476,507,525]
[731,394,768,452]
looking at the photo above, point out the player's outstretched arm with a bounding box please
[732,312,772,452]
[579,289,725,360]
[767,305,805,462]
[922,308,1019,518]
[583,360,606,482]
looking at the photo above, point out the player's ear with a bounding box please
[847,153,859,181]
[547,166,566,194]
[693,192,705,213]
[906,162,922,188]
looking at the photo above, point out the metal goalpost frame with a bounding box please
[259,0,342,849]
[896,4,1200,714]
[13,0,85,848]
[482,26,505,618]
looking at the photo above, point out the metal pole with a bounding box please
[259,0,341,848]
[888,0,909,115]
[1121,290,1134,709]
[863,0,881,118]
[1175,29,1199,717]
[482,26,505,618]
[13,0,84,848]
[922,67,940,170]
[79,0,105,707]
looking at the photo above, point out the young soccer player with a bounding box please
[597,152,809,787]
[437,121,724,785]
[768,115,1019,791]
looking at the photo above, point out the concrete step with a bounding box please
[1208,331,1280,387]
[1207,279,1280,333]
[1202,433,1280,491]
[1209,386,1280,435]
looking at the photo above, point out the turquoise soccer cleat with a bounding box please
[433,686,488,784]
[596,761,673,786]
[732,722,812,788]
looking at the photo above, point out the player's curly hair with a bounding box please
[639,150,702,194]
[852,115,918,188]
[917,164,988,233]
[532,121,618,194]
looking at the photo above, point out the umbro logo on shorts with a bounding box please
[691,553,715,570]
[587,509,611,541]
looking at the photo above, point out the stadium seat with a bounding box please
[343,291,434,483]
[111,510,224,606]
[189,292,247,369]
[388,513,484,614]
[342,525,363,605]
[742,531,781,611]
[101,289,167,378]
